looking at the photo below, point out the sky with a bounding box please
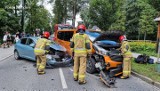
[43,0,54,16]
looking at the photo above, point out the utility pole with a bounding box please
[154,17,160,72]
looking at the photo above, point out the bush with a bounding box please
[129,41,157,56]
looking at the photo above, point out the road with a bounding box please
[0,56,160,91]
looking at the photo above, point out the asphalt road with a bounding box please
[0,56,160,91]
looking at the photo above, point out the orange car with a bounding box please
[53,24,124,87]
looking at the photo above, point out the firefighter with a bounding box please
[70,24,91,84]
[34,31,51,75]
[119,35,132,79]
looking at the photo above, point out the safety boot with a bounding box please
[37,71,46,75]
[74,78,78,81]
[78,80,87,85]
[120,76,129,79]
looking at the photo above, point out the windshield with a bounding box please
[85,31,101,41]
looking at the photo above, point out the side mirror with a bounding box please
[30,43,35,48]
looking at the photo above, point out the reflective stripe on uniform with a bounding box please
[79,74,85,78]
[34,48,45,53]
[74,50,87,53]
[73,73,78,77]
[39,65,45,70]
[123,71,131,73]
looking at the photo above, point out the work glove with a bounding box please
[45,50,50,54]
[87,53,92,58]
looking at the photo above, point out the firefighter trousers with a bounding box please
[122,57,131,77]
[73,56,87,82]
[36,55,47,73]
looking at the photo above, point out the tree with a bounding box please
[126,0,157,40]
[148,0,160,13]
[52,0,88,26]
[89,0,123,30]
[0,0,21,38]
[138,2,157,41]
[80,6,93,28]
[24,0,51,33]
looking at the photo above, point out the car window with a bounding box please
[57,31,74,41]
[21,38,27,44]
[26,38,34,45]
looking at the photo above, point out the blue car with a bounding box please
[14,37,72,66]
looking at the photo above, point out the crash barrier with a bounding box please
[135,54,154,64]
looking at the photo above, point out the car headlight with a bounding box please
[46,54,52,60]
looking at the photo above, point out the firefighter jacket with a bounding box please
[120,41,132,57]
[34,38,51,55]
[70,33,91,56]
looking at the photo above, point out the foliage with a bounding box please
[88,0,123,31]
[52,0,87,25]
[132,59,160,82]
[25,0,51,33]
[148,0,160,12]
[126,0,157,40]
[80,7,92,28]
[129,41,157,56]
[0,0,20,38]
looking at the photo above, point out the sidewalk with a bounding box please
[0,45,14,61]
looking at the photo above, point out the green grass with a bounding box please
[132,59,160,82]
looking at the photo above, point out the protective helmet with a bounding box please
[77,24,86,30]
[77,24,86,34]
[43,31,50,38]
[119,35,127,42]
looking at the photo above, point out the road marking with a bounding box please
[69,68,73,71]
[0,54,13,62]
[59,68,68,89]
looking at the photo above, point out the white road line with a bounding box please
[69,68,73,71]
[59,68,68,89]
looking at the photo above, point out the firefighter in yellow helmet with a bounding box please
[34,31,51,75]
[70,24,91,84]
[119,35,132,79]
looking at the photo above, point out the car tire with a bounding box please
[87,58,97,74]
[14,50,20,60]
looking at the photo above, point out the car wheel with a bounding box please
[87,58,97,74]
[14,50,20,60]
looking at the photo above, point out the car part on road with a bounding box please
[95,62,116,88]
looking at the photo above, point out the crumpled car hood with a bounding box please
[50,43,66,52]
[93,31,124,42]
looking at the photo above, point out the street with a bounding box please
[0,55,160,91]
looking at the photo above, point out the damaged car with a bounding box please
[14,37,72,67]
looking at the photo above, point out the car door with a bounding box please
[24,38,36,61]
[18,38,28,57]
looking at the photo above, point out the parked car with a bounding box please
[14,37,72,66]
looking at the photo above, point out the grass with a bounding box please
[135,51,157,57]
[132,59,160,82]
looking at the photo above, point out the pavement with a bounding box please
[0,46,160,88]
[0,45,14,61]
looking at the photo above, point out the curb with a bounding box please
[132,71,160,88]
[0,54,14,62]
